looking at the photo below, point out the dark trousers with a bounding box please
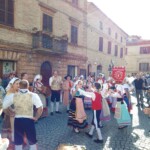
[92,110,101,128]
[51,90,60,102]
[14,118,37,145]
[136,89,143,104]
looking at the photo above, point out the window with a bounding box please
[108,28,111,35]
[97,65,102,75]
[120,48,123,58]
[43,14,53,32]
[80,69,86,79]
[114,45,118,56]
[125,48,128,55]
[99,21,103,30]
[121,37,123,42]
[115,33,118,39]
[42,34,53,49]
[67,65,77,78]
[140,47,150,54]
[99,37,103,51]
[107,41,111,54]
[72,0,78,7]
[71,25,78,44]
[139,63,149,72]
[3,61,15,74]
[0,0,14,26]
[0,61,16,85]
[87,64,92,76]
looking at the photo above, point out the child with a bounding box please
[78,82,103,143]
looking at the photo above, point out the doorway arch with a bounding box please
[97,65,102,75]
[87,64,92,76]
[40,61,52,86]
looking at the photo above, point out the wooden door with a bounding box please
[40,61,52,86]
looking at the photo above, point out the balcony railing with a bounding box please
[32,31,68,54]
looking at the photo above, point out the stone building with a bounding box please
[86,2,128,77]
[0,0,128,85]
[125,36,150,74]
[0,0,88,86]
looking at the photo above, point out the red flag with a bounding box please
[112,67,126,83]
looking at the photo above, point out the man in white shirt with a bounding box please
[49,71,62,115]
[3,80,43,150]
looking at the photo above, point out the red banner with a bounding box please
[112,67,126,83]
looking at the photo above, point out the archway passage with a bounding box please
[87,64,92,76]
[40,61,52,87]
[97,65,102,75]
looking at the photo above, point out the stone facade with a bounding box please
[0,0,128,84]
[125,37,150,74]
[86,3,128,77]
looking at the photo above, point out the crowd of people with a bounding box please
[0,70,150,149]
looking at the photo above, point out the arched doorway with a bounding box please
[40,61,52,86]
[97,65,102,75]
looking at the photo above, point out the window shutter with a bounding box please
[0,0,5,10]
[120,48,123,58]
[139,63,141,71]
[43,14,47,31]
[108,41,111,54]
[71,25,78,44]
[47,16,52,32]
[115,45,118,56]
[8,0,13,13]
[0,0,14,26]
[99,37,103,51]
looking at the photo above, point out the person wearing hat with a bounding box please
[33,74,48,118]
[97,74,104,86]
[49,71,63,115]
[2,77,20,146]
[3,80,43,150]
[62,75,73,113]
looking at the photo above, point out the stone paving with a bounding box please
[0,95,150,150]
[35,95,150,150]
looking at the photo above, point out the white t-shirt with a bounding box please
[3,89,43,118]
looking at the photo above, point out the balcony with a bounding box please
[32,31,68,54]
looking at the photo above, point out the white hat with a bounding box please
[33,74,41,82]
[107,77,112,82]
[80,75,84,79]
[124,77,129,82]
[99,73,103,76]
[116,84,124,95]
[5,77,20,92]
[103,83,108,90]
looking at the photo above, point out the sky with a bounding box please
[88,0,150,40]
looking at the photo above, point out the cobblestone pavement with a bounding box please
[1,95,150,150]
[34,95,150,150]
